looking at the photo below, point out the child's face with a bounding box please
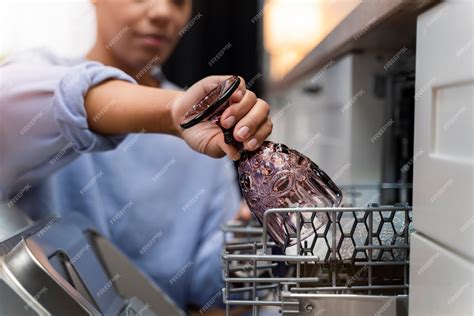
[94,0,192,69]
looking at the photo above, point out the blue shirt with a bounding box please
[0,49,240,310]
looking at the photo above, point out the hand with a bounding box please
[170,76,273,160]
[235,200,252,222]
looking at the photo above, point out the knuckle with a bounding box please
[228,103,244,117]
[247,90,257,102]
[238,76,246,86]
[261,100,271,115]
[249,116,259,131]
[267,119,273,130]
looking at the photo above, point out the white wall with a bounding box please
[0,0,96,59]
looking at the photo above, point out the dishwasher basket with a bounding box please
[221,203,412,316]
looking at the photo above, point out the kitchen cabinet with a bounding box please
[409,1,474,315]
[410,233,473,316]
[269,52,391,206]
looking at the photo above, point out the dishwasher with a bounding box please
[221,184,412,316]
[0,210,184,316]
[220,48,420,316]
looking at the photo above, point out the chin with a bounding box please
[125,52,163,70]
[141,50,169,64]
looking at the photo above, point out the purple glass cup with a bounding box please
[180,76,342,247]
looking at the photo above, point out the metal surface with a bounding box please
[0,213,185,316]
[281,293,407,316]
[339,183,413,209]
[0,204,33,242]
[3,238,98,315]
[222,199,412,316]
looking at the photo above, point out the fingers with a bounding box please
[214,133,241,161]
[242,118,273,151]
[221,76,247,127]
[228,97,271,149]
[223,145,241,161]
[229,76,246,103]
[220,89,257,129]
[186,75,273,157]
[235,201,252,221]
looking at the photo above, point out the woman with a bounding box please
[0,0,271,312]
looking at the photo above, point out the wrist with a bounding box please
[164,90,184,138]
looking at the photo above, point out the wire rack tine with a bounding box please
[222,203,413,315]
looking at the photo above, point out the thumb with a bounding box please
[217,137,241,161]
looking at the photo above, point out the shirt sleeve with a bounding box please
[0,57,136,199]
[187,159,241,309]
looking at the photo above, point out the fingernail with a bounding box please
[247,138,258,150]
[231,152,241,161]
[237,126,250,139]
[223,115,236,128]
[235,90,243,100]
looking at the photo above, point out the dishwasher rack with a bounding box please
[221,203,412,316]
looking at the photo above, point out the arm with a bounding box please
[84,75,273,160]
[0,59,136,197]
[84,80,181,136]
[1,54,272,200]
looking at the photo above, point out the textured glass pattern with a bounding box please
[181,76,343,247]
[238,142,342,246]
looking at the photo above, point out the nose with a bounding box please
[147,0,172,26]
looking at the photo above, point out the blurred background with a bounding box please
[1,1,473,315]
[2,0,473,218]
[0,0,358,97]
[0,0,379,204]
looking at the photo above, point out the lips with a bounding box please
[137,33,171,48]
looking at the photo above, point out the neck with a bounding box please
[86,41,159,88]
